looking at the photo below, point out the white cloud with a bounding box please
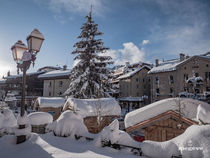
[105,42,145,65]
[142,40,150,46]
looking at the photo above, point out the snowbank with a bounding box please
[1,108,17,128]
[197,104,210,124]
[141,125,210,158]
[94,119,140,148]
[28,112,53,126]
[35,97,65,108]
[63,98,121,118]
[52,110,90,138]
[125,98,209,128]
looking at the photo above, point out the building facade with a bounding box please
[38,69,71,97]
[149,53,210,103]
[118,66,151,113]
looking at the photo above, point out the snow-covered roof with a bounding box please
[38,69,71,78]
[149,54,210,74]
[148,59,182,74]
[35,97,65,108]
[63,98,121,118]
[118,66,150,80]
[124,98,210,128]
[0,79,6,84]
[6,70,46,79]
[28,112,53,125]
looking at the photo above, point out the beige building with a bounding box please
[148,52,210,103]
[38,69,70,97]
[118,66,151,112]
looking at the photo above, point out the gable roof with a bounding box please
[126,110,197,132]
[38,69,71,79]
[124,98,209,129]
[148,54,210,74]
[118,65,151,80]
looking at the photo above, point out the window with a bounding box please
[143,78,145,83]
[206,64,209,67]
[170,88,173,97]
[156,88,160,96]
[205,72,210,81]
[136,78,139,82]
[59,81,63,87]
[136,85,139,88]
[59,92,62,96]
[169,75,174,84]
[184,87,189,92]
[155,77,159,85]
[49,92,51,96]
[184,74,188,81]
[195,72,199,77]
[49,81,52,87]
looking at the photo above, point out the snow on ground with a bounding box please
[63,98,121,118]
[125,98,209,128]
[28,112,53,126]
[0,133,146,158]
[141,125,210,158]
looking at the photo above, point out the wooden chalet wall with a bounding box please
[83,116,118,134]
[126,110,197,142]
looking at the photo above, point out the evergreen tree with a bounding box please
[65,9,113,99]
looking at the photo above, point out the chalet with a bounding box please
[34,97,65,120]
[63,98,121,133]
[124,98,209,142]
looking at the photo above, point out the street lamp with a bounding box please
[11,29,44,144]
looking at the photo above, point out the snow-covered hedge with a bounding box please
[51,110,90,138]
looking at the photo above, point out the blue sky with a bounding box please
[0,0,210,78]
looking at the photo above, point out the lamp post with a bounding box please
[11,29,44,144]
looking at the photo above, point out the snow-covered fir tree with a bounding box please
[65,9,113,99]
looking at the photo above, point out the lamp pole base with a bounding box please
[16,125,26,144]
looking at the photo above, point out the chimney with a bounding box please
[63,65,67,70]
[125,62,130,67]
[180,53,185,62]
[155,59,159,67]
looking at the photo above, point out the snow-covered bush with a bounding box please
[141,140,180,158]
[94,119,140,148]
[0,108,17,134]
[52,110,90,138]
